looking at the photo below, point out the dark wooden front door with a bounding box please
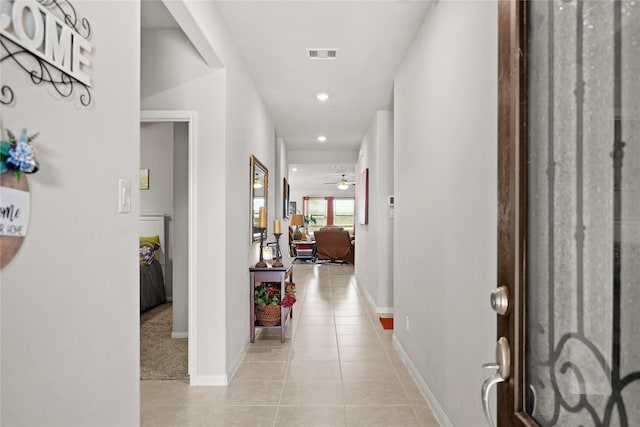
[495,0,640,426]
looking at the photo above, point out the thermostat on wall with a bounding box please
[388,195,395,206]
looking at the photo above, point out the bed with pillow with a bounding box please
[139,215,167,313]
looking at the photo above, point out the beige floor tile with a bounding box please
[400,379,429,405]
[218,380,284,405]
[140,405,211,427]
[280,381,345,405]
[141,264,439,427]
[206,406,278,426]
[293,333,338,347]
[412,405,441,426]
[290,346,340,361]
[233,361,287,382]
[333,308,368,316]
[335,324,377,335]
[343,380,410,405]
[345,405,421,426]
[300,310,334,317]
[287,360,342,382]
[340,361,396,382]
[295,324,337,335]
[274,406,347,426]
[335,316,368,325]
[244,345,292,361]
[252,328,294,345]
[299,316,336,325]
[338,333,384,347]
[338,347,391,363]
[141,380,224,407]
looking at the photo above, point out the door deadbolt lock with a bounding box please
[490,286,509,316]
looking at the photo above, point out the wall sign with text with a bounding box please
[0,128,39,268]
[0,173,30,268]
[0,0,93,106]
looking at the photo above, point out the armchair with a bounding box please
[314,227,354,263]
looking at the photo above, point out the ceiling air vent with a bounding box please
[306,48,339,60]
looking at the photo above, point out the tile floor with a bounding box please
[141,263,440,426]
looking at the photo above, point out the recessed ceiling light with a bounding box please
[317,135,327,143]
[316,93,329,102]
[292,167,298,172]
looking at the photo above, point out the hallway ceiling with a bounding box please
[142,0,431,152]
[141,0,431,191]
[213,0,432,151]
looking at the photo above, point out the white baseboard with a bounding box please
[190,374,227,386]
[392,335,453,427]
[376,306,394,315]
[352,278,394,315]
[226,342,249,383]
[171,331,188,339]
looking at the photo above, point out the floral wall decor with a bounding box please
[0,129,40,268]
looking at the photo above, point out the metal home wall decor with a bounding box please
[526,1,640,425]
[0,0,93,106]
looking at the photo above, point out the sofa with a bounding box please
[314,227,354,263]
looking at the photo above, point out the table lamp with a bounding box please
[290,214,304,240]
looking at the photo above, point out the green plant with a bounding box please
[254,282,296,307]
[303,215,317,226]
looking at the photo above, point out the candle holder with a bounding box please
[272,232,283,267]
[255,227,267,268]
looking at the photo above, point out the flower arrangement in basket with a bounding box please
[254,281,296,326]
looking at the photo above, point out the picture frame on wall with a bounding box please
[289,201,297,216]
[283,177,290,219]
[140,169,150,190]
[358,168,369,225]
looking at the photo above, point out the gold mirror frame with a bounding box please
[250,155,268,244]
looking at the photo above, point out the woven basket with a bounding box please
[255,304,281,326]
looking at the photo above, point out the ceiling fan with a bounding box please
[324,174,356,190]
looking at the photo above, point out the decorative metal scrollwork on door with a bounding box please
[526,1,640,425]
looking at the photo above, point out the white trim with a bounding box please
[140,110,197,382]
[352,277,394,315]
[171,332,188,339]
[392,335,453,427]
[226,342,249,383]
[160,0,223,68]
[190,375,228,386]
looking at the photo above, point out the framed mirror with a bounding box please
[250,155,268,243]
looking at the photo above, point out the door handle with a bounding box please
[481,337,510,427]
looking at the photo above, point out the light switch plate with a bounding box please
[118,179,131,213]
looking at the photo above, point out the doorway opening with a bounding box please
[140,110,197,381]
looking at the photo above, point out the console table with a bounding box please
[249,258,294,343]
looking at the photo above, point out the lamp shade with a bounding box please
[290,214,304,227]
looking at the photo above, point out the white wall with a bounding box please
[1,1,140,425]
[393,1,497,426]
[141,0,275,383]
[355,111,394,313]
[140,122,175,298]
[173,123,189,336]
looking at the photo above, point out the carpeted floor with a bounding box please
[140,303,188,380]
